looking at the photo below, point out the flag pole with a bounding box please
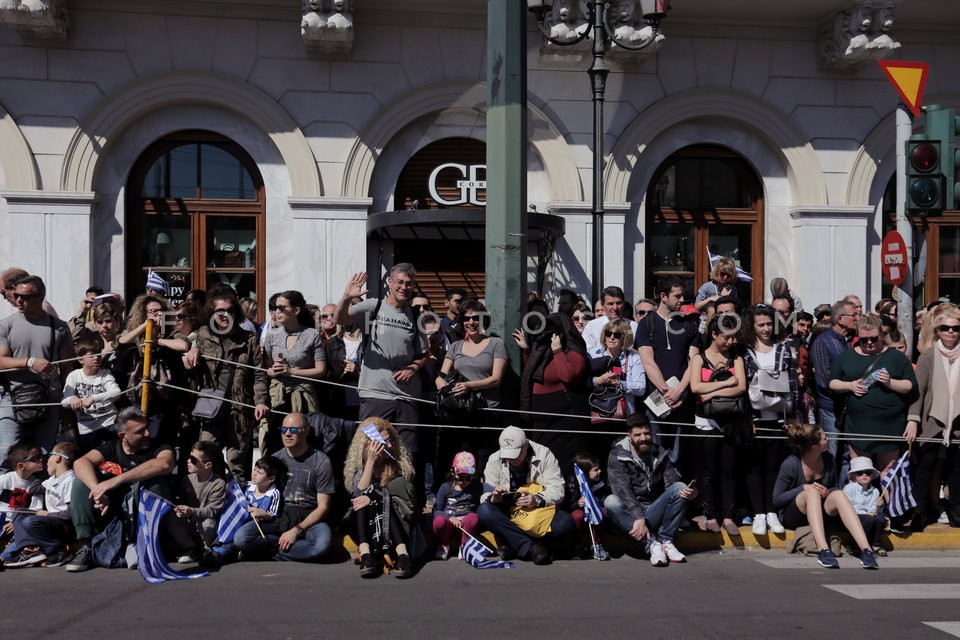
[455,521,492,550]
[251,514,266,539]
[587,522,597,548]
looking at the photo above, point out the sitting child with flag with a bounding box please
[167,441,226,564]
[432,451,483,561]
[202,455,286,567]
[563,453,611,561]
[843,457,888,557]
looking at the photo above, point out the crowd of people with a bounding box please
[0,257,954,577]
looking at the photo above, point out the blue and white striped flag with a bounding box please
[216,477,251,544]
[881,451,917,519]
[574,465,603,526]
[136,488,208,584]
[361,421,396,460]
[461,536,515,570]
[708,249,753,282]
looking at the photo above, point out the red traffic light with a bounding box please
[910,142,940,172]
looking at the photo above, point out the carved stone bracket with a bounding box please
[301,0,353,56]
[538,0,592,65]
[820,1,902,70]
[537,0,663,66]
[0,0,68,40]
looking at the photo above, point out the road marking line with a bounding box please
[825,584,960,599]
[755,557,960,570]
[924,622,960,637]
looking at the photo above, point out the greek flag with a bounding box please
[708,249,753,282]
[574,465,603,526]
[461,536,515,570]
[881,451,917,519]
[136,488,208,584]
[361,421,396,460]
[216,477,251,544]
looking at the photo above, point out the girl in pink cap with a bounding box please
[432,451,483,560]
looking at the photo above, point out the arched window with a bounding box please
[646,145,764,302]
[126,132,265,316]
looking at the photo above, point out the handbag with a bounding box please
[509,483,555,538]
[699,350,746,418]
[589,354,628,424]
[191,388,227,421]
[748,345,793,413]
[435,369,483,416]
[8,315,57,425]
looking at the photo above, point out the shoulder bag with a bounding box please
[10,316,56,425]
[700,350,745,418]
[589,355,627,424]
[748,344,793,413]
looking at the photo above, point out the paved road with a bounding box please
[5,549,960,639]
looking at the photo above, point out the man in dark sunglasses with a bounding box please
[233,412,335,564]
[0,274,76,473]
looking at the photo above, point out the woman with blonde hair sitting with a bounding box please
[344,417,417,579]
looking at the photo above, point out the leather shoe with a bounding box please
[529,543,551,566]
[497,545,517,561]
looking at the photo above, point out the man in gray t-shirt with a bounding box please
[335,264,430,453]
[0,275,75,470]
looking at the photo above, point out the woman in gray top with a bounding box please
[261,290,326,450]
[435,299,509,474]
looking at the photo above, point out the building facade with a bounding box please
[0,0,958,317]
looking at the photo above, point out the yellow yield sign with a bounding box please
[879,60,929,117]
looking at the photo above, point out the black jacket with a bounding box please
[606,436,680,521]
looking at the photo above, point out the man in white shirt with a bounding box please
[582,286,638,352]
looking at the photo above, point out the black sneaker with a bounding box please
[393,553,412,579]
[42,549,73,568]
[859,548,879,570]
[198,551,224,569]
[65,545,94,573]
[529,543,552,566]
[359,553,378,578]
[6,546,47,568]
[497,544,517,561]
[816,548,839,569]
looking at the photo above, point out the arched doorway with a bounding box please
[125,131,266,315]
[646,144,764,302]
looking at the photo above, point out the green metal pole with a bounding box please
[486,0,527,382]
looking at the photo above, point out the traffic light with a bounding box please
[906,106,958,217]
[925,106,959,211]
[906,135,943,216]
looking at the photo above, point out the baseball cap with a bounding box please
[452,451,476,475]
[679,304,699,316]
[498,426,527,460]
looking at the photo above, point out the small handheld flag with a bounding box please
[574,465,603,526]
[216,477,252,544]
[361,421,397,460]
[707,249,753,282]
[881,451,917,519]
[460,536,515,570]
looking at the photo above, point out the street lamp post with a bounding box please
[527,0,670,302]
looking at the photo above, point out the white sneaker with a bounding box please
[649,541,668,567]
[661,541,686,563]
[766,512,785,534]
[751,513,767,535]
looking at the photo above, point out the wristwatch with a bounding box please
[296,525,307,538]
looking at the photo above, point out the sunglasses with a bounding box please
[939,325,960,333]
[13,293,39,301]
[22,454,44,463]
[857,335,881,344]
[279,426,303,435]
[188,455,206,466]
[635,310,650,317]
[175,314,196,320]
[456,473,474,482]
[854,470,874,476]
[463,315,481,323]
[412,304,431,311]
[214,307,238,315]
[320,313,335,319]
[604,331,624,339]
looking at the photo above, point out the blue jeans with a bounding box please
[604,482,688,551]
[476,501,575,558]
[233,520,332,562]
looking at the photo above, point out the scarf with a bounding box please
[937,339,960,444]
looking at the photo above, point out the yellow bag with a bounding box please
[509,483,555,538]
